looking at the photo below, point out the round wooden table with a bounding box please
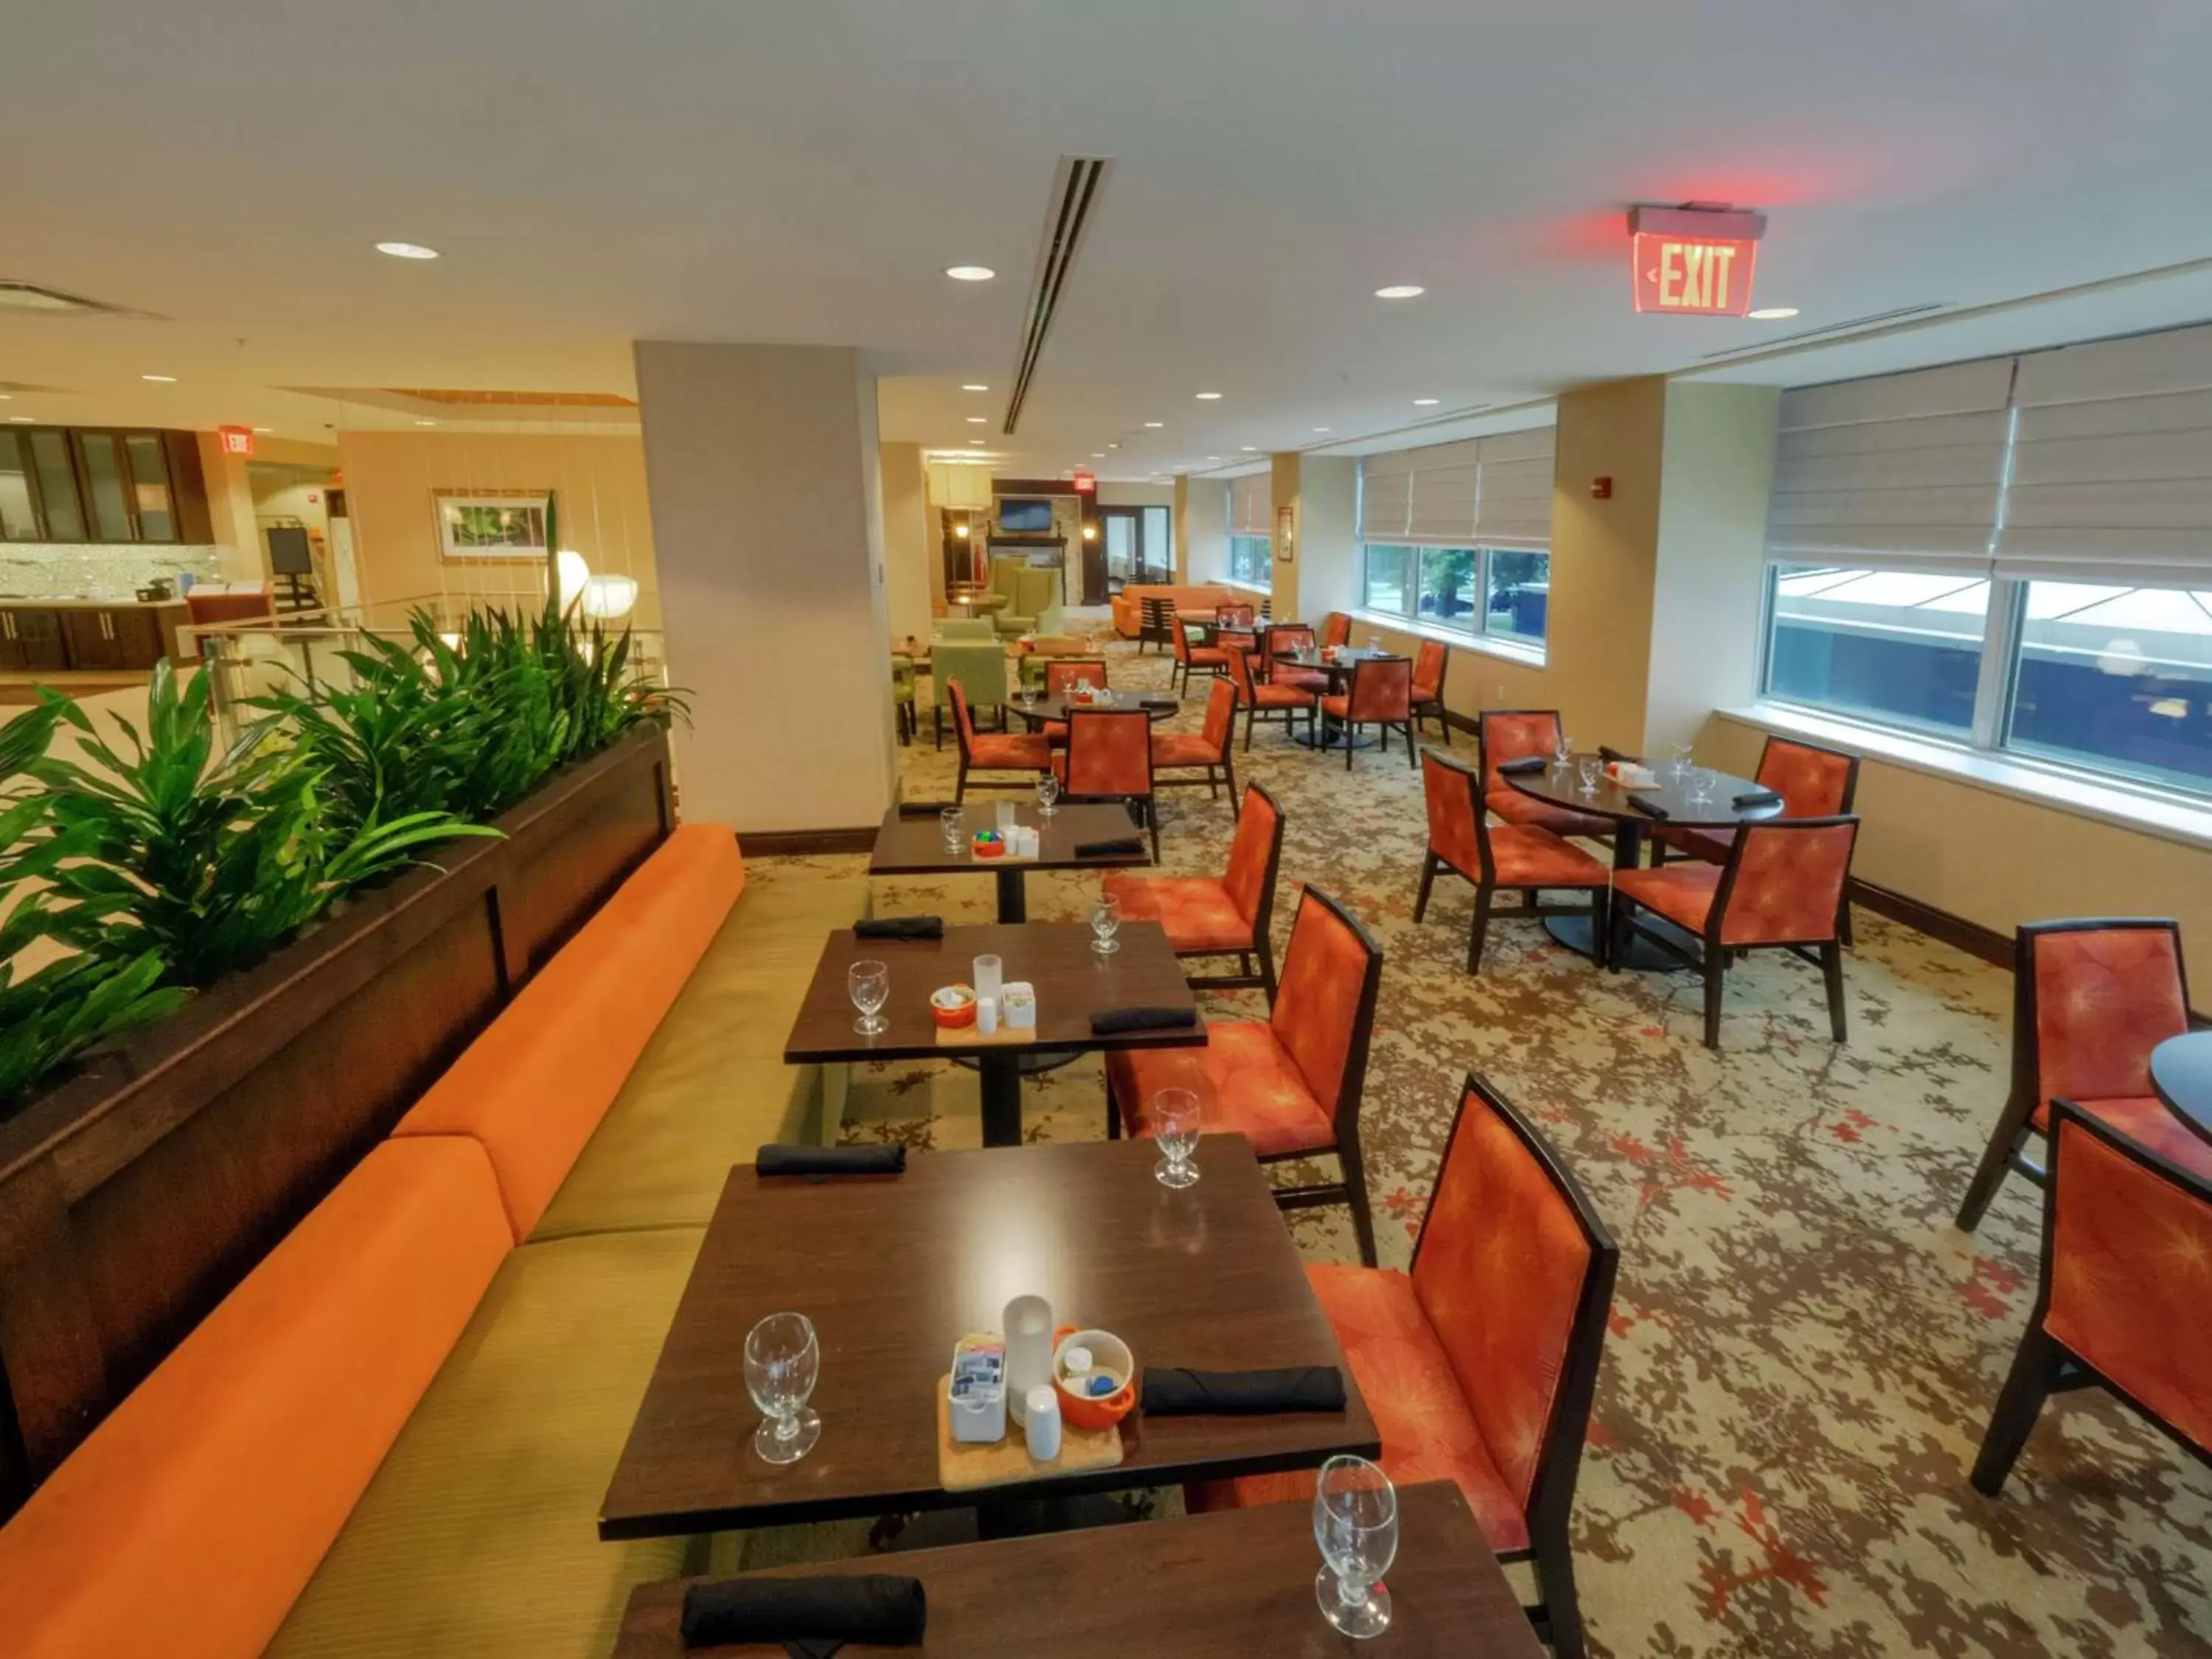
[1503,757,1784,968]
[2150,1030,2212,1148]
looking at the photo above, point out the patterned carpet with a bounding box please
[748,633,2212,1657]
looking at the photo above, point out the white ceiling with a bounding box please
[4,0,2211,477]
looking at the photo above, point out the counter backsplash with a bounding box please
[0,543,225,601]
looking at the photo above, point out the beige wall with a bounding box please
[336,430,659,628]
[1293,455,1357,623]
[878,441,932,649]
[635,341,895,834]
[194,436,266,582]
[1175,476,1228,585]
[1268,453,1302,620]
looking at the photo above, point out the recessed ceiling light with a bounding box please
[7,415,32,424]
[142,373,177,383]
[1239,446,1257,452]
[1091,452,1105,459]
[1374,285,1425,299]
[1312,426,1330,433]
[1143,420,1164,428]
[0,393,11,400]
[253,426,272,434]
[961,383,990,392]
[969,438,986,445]
[1107,442,1120,449]
[1413,397,1441,406]
[945,265,995,282]
[375,241,439,260]
[1195,392,1222,400]
[1206,454,1222,462]
[414,418,439,426]
[1747,306,1801,320]
[966,416,987,424]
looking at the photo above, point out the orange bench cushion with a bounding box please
[394,823,745,1239]
[1111,583,1241,636]
[0,1137,512,1659]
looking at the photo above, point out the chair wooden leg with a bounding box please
[1337,1126,1380,1269]
[1413,851,1438,923]
[1402,720,1417,768]
[1436,707,1450,747]
[1222,756,1239,815]
[1345,724,1357,771]
[934,707,945,750]
[1243,708,1257,753]
[955,761,968,803]
[1147,799,1161,863]
[1955,1090,2036,1233]
[1821,940,1848,1042]
[1467,885,1495,975]
[1839,895,1856,949]
[1531,1531,1590,1659]
[1256,932,1279,1006]
[1607,895,1632,973]
[1703,951,1726,1049]
[1972,1324,2067,1496]
[1590,886,1612,970]
[1105,1088,1123,1140]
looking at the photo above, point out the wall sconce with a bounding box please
[580,573,640,620]
[1081,521,1099,540]
[953,520,970,538]
[555,549,591,609]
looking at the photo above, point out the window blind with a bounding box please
[1228,473,1272,535]
[1358,427,1556,546]
[1472,428,1555,548]
[1996,323,2212,588]
[1765,359,2013,573]
[1357,451,1413,540]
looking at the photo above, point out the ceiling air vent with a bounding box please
[0,280,133,316]
[1004,156,1114,434]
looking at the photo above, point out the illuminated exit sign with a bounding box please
[1628,206,1767,317]
[1071,470,1096,494]
[217,425,257,457]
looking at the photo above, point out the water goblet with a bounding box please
[1577,757,1601,797]
[1688,765,1717,804]
[1153,1088,1201,1188]
[939,804,965,853]
[744,1311,822,1466]
[1313,1455,1398,1638]
[1554,731,1573,772]
[1670,741,1694,780]
[848,959,889,1035]
[1037,772,1060,818]
[1091,892,1122,955]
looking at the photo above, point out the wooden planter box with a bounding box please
[0,723,676,1514]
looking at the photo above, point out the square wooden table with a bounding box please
[599,1136,1378,1540]
[782,921,1203,1146]
[870,801,1150,924]
[612,1481,1535,1658]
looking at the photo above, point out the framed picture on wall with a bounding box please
[1275,504,1295,564]
[434,490,554,560]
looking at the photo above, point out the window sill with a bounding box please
[1719,703,2212,855]
[1353,610,1547,667]
[1218,577,1271,596]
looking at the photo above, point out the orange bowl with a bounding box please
[930,985,976,1029]
[1052,1326,1136,1430]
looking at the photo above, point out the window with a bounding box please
[2005,581,2212,796]
[0,434,37,540]
[1360,544,1549,650]
[1763,565,1992,738]
[1228,533,1272,587]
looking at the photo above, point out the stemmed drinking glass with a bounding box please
[744,1311,822,1466]
[1553,731,1573,772]
[1037,772,1060,818]
[1688,766,1717,806]
[1313,1455,1399,1638]
[1091,892,1122,955]
[1670,741,1694,780]
[1152,1088,1201,1188]
[1576,757,1601,798]
[848,959,889,1035]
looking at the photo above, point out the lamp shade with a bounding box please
[580,572,640,620]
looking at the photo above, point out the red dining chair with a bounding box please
[1104,782,1285,1000]
[1651,734,1860,943]
[1264,624,1330,695]
[1954,919,2210,1231]
[1972,1100,2212,1498]
[1478,712,1612,841]
[1417,751,1610,974]
[1150,675,1241,816]
[1187,1074,1618,1659]
[947,680,1053,803]
[1037,658,1109,745]
[1215,602,1257,655]
[1409,639,1450,745]
[1169,612,1231,695]
[1054,706,1160,861]
[1320,611,1352,650]
[1320,655,1416,771]
[1222,641,1317,749]
[1610,816,1859,1049]
[1107,886,1384,1265]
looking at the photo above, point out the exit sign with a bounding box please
[217,425,257,457]
[1071,470,1096,494]
[1628,206,1766,318]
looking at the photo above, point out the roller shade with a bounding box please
[1997,324,2212,587]
[1472,427,1555,548]
[1765,359,2012,573]
[1358,450,1413,540]
[1358,427,1556,546]
[1228,473,1271,535]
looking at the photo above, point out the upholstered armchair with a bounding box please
[930,640,1008,748]
[1186,1074,1618,1659]
[998,566,1063,637]
[933,617,998,641]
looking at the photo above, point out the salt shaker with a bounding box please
[1024,1384,1062,1463]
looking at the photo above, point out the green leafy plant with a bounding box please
[0,905,187,1107]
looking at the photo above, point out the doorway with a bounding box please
[1100,505,1173,591]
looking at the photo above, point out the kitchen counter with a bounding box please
[0,596,187,609]
[1,598,190,673]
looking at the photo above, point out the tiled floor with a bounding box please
[748,633,2212,1657]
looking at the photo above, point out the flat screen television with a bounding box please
[997,498,1055,535]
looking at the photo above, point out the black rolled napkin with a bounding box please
[1139,697,1178,712]
[1074,836,1146,857]
[1598,745,1639,765]
[855,916,943,940]
[1733,788,1784,811]
[897,800,953,818]
[756,1144,907,1178]
[1141,1366,1347,1417]
[1091,1006,1199,1035]
[1497,755,1547,776]
[1627,792,1671,819]
[679,1575,926,1655]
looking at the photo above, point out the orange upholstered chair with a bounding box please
[1611,816,1859,1049]
[1037,657,1109,745]
[1054,706,1159,860]
[1169,609,1231,695]
[1409,638,1450,744]
[1972,1101,2212,1498]
[1320,611,1352,650]
[1954,919,2210,1231]
[1264,623,1330,695]
[1222,639,1317,749]
[1151,675,1242,815]
[1478,710,1611,840]
[1107,886,1384,1264]
[1652,734,1860,942]
[1417,751,1610,974]
[1214,602,1258,653]
[949,679,1053,803]
[1188,1074,1618,1659]
[1320,655,1416,771]
[1105,781,1285,999]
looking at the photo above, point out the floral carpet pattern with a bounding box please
[748,634,2212,1657]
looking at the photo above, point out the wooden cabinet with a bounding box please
[0,604,177,673]
[0,608,69,674]
[60,609,126,670]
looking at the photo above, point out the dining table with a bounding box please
[2150,1029,2212,1148]
[597,1136,1379,1541]
[611,1479,1537,1658]
[1009,687,1180,726]
[869,801,1150,923]
[1504,755,1785,969]
[782,921,1203,1147]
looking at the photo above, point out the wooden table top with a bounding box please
[599,1136,1378,1539]
[869,803,1152,877]
[782,922,1203,1066]
[1273,647,1393,671]
[1505,754,1782,830]
[2151,1029,2212,1147]
[1011,688,1180,723]
[611,1481,1532,1657]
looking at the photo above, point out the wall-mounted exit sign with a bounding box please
[217,425,257,457]
[1071,470,1096,494]
[1628,206,1766,317]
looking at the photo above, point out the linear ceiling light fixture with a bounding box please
[375,241,439,260]
[1003,154,1115,434]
